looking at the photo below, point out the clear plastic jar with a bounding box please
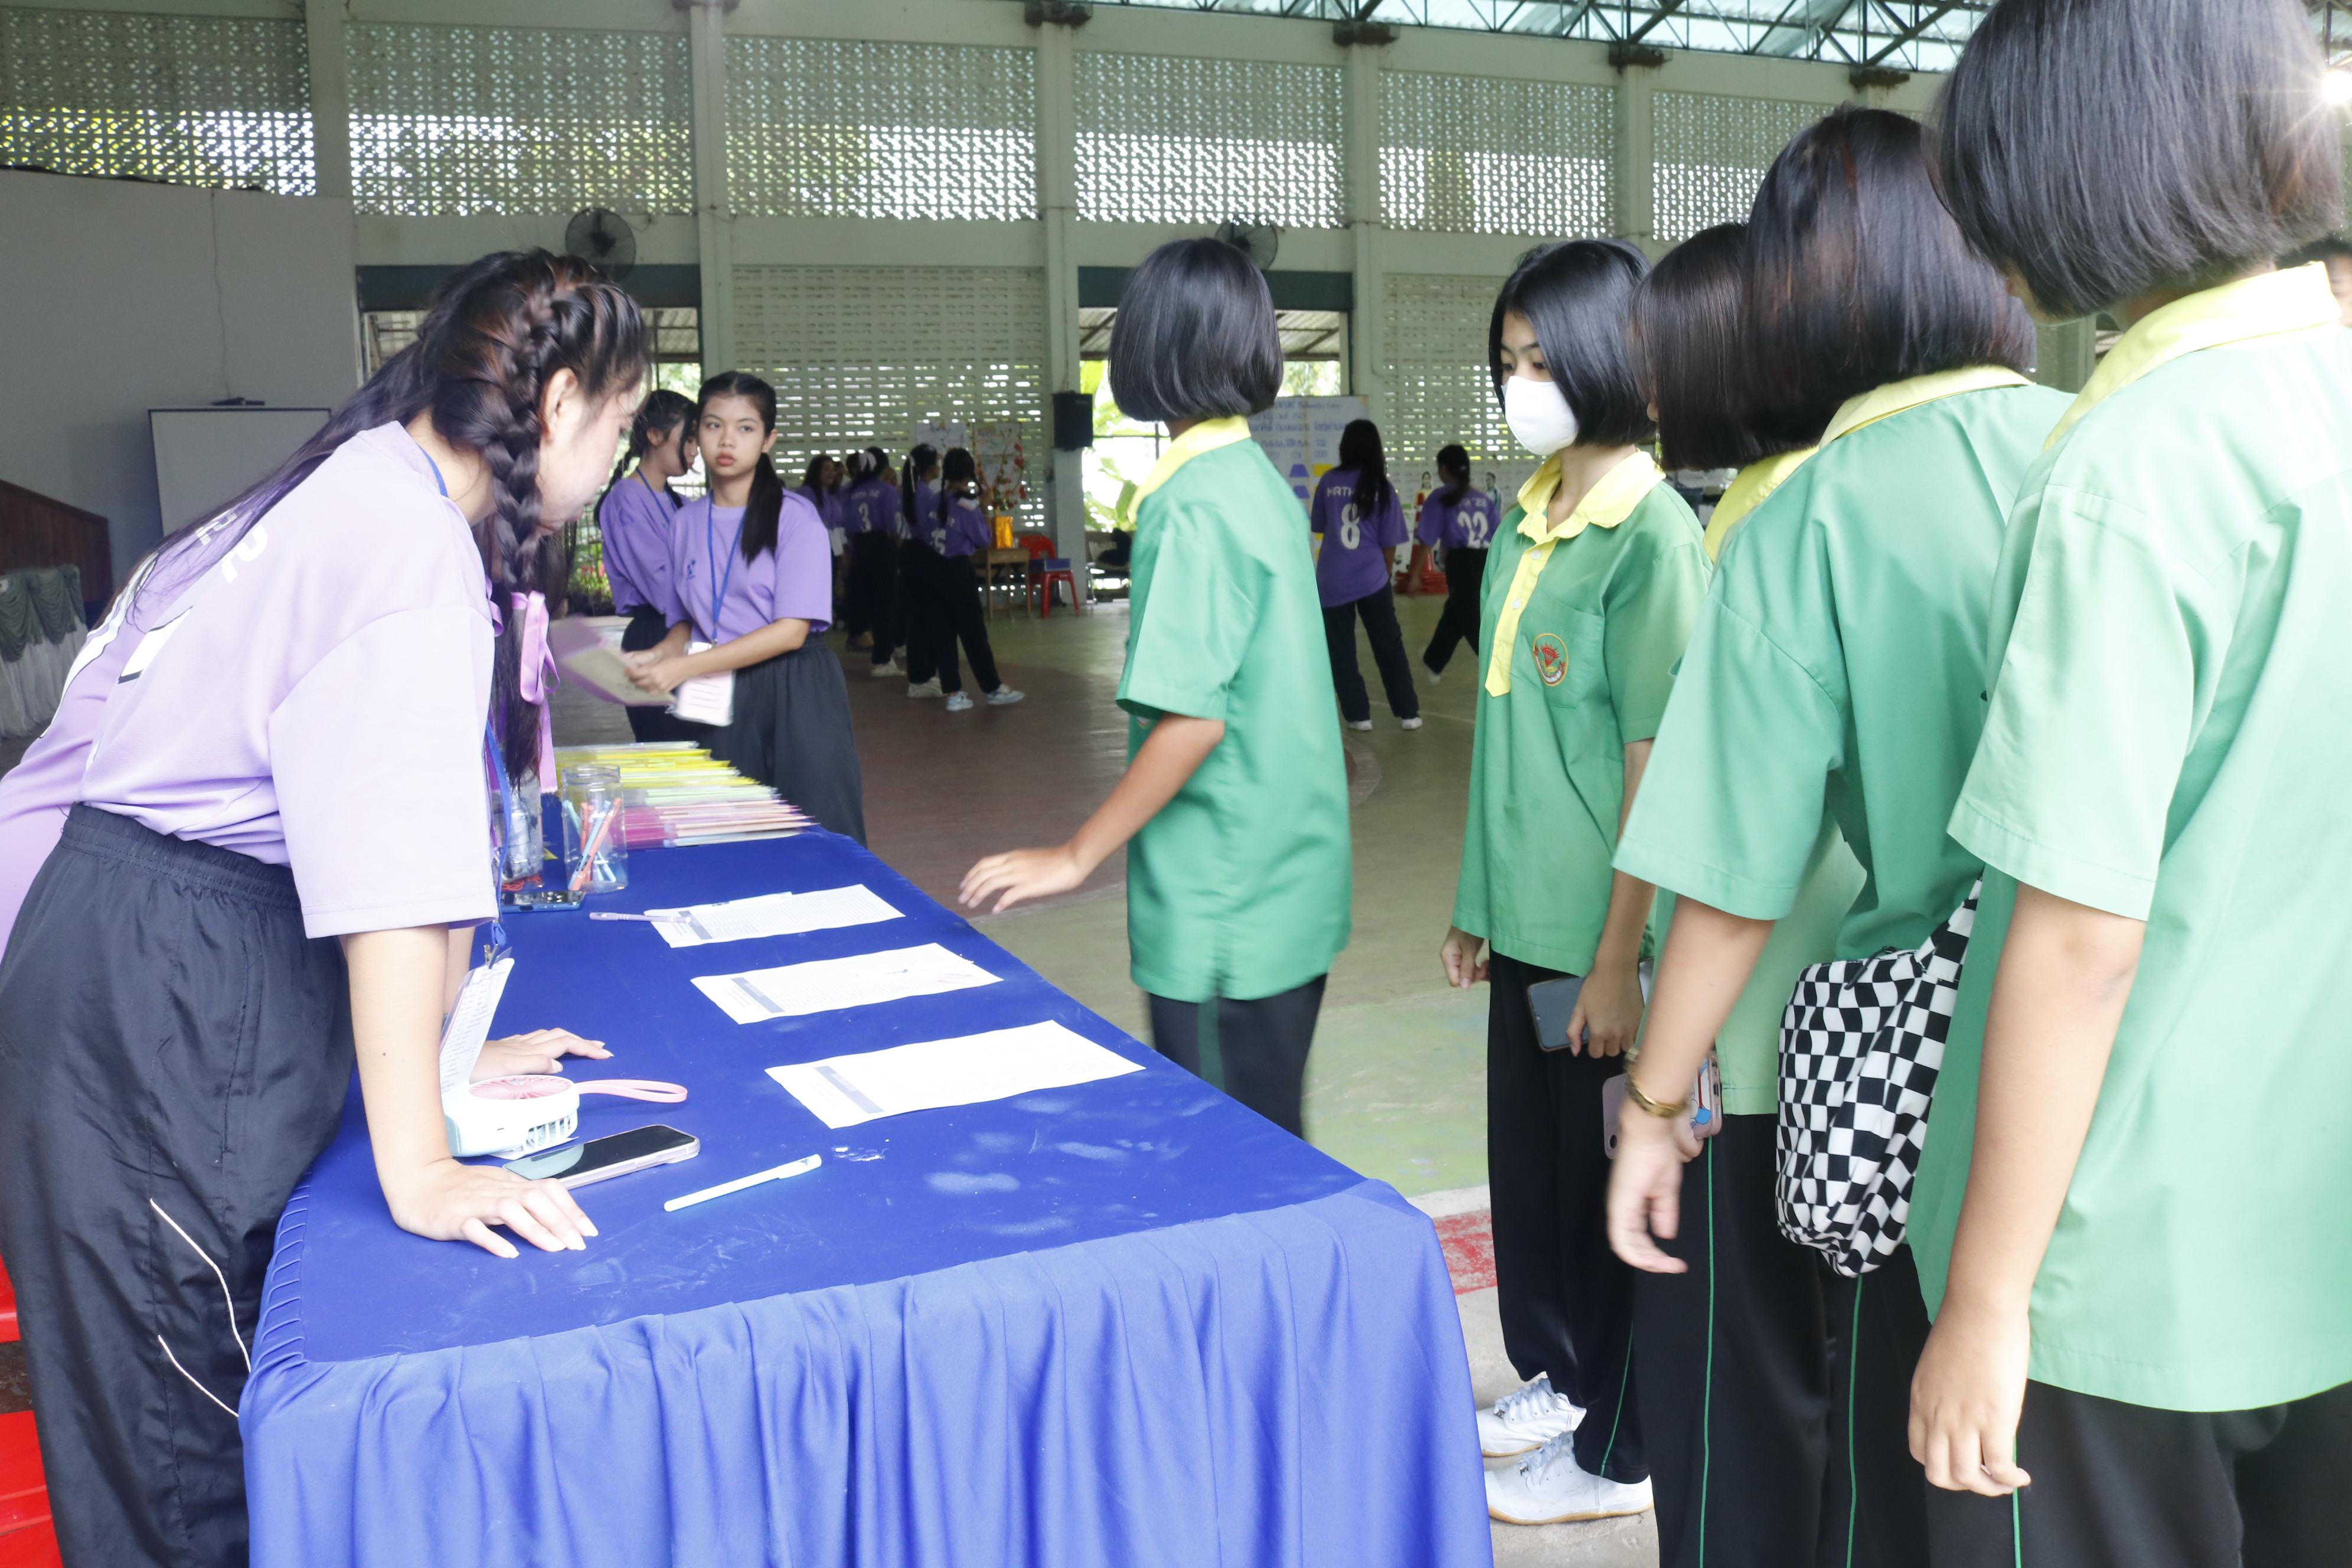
[561,764,629,894]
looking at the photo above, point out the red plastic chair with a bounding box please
[0,1259,58,1568]
[1015,534,1080,617]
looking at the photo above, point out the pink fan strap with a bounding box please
[573,1079,690,1103]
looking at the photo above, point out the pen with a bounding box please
[663,1154,822,1212]
[587,911,672,923]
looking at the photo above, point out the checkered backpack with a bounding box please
[1775,883,1979,1278]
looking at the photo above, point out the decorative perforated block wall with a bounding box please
[348,22,692,217]
[1383,272,1526,490]
[1381,70,1612,236]
[0,6,312,194]
[1074,50,1342,227]
[1652,89,1824,243]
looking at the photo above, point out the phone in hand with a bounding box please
[1525,975,1585,1052]
[1602,1054,1725,1159]
[505,1124,699,1188]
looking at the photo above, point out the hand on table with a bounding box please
[473,1028,611,1080]
[383,1157,596,1259]
[960,845,1087,914]
[1606,1106,1698,1274]
[1567,960,1645,1057]
[1439,926,1489,989]
[1909,1298,2034,1496]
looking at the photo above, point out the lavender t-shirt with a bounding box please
[1415,489,1501,552]
[904,482,940,549]
[598,474,677,615]
[74,424,496,939]
[661,492,834,643]
[1311,468,1409,607]
[838,476,901,538]
[935,496,992,560]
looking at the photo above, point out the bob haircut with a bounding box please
[1745,107,2034,443]
[1934,0,2342,322]
[1109,239,1283,424]
[1489,240,1655,448]
[1632,223,1808,472]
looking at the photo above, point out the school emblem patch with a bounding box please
[1533,632,1569,687]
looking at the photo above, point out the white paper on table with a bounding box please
[669,643,734,727]
[651,884,900,948]
[767,1021,1144,1129]
[692,943,995,1023]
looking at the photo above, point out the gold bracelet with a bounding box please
[1623,1073,1690,1120]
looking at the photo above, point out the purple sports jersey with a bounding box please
[597,473,677,615]
[661,492,835,642]
[933,495,992,559]
[838,476,901,538]
[1311,468,1409,608]
[74,423,498,938]
[1415,488,1501,552]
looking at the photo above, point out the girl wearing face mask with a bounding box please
[1439,239,1709,1530]
[0,251,633,1567]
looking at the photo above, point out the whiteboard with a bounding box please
[151,407,331,534]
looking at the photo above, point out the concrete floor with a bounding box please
[550,590,1657,1568]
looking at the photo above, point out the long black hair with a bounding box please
[699,371,785,563]
[800,453,834,495]
[599,387,695,511]
[1433,443,1471,508]
[1337,419,1393,518]
[143,249,647,781]
[901,443,939,532]
[937,448,979,527]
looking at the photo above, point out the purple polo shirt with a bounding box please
[597,473,676,615]
[1415,489,1501,551]
[904,482,939,548]
[1311,467,1409,607]
[660,492,834,643]
[935,496,992,559]
[838,476,901,538]
[74,423,497,938]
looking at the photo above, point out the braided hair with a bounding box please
[699,371,786,564]
[146,249,649,783]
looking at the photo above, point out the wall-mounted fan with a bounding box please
[1214,219,1282,270]
[564,207,637,282]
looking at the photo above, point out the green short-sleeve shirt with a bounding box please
[1452,481,1707,974]
[1932,326,2352,1413]
[1618,386,2069,1104]
[1117,439,1352,1003]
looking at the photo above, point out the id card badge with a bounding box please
[437,954,514,1096]
[669,643,734,727]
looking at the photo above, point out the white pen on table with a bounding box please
[587,910,681,923]
[662,1154,822,1213]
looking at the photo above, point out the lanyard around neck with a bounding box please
[702,498,741,640]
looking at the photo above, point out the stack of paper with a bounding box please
[767,1022,1145,1128]
[554,744,813,847]
[647,885,900,948]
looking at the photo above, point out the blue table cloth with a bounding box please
[243,829,1491,1568]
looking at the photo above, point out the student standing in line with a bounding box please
[922,447,1024,715]
[1906,4,2352,1560]
[898,443,945,698]
[838,446,904,680]
[628,374,867,844]
[0,251,626,1568]
[1439,239,1707,1527]
[1605,121,2065,1562]
[961,238,1350,1137]
[596,387,698,743]
[799,452,848,615]
[1311,420,1420,730]
[1399,442,1498,681]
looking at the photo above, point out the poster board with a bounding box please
[1247,396,1368,514]
[969,420,1029,511]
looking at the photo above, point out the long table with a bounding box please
[242,829,1492,1567]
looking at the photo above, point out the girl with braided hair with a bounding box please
[0,249,646,1568]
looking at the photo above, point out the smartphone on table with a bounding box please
[505,1125,700,1188]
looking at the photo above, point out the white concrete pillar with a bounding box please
[1035,18,1089,592]
[1613,62,1658,254]
[685,0,735,375]
[1344,40,1386,420]
[304,0,352,203]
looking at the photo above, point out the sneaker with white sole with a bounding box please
[1476,1374,1582,1458]
[1422,664,1442,684]
[869,660,906,678]
[945,691,975,713]
[1401,716,1424,730]
[1345,718,1373,731]
[1485,1432,1652,1525]
[985,687,1025,707]
[907,678,943,699]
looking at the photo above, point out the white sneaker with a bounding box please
[1422,664,1442,684]
[945,691,975,713]
[1485,1432,1652,1525]
[1401,716,1425,730]
[985,687,1025,707]
[1476,1374,1582,1458]
[869,659,905,678]
[1345,718,1373,731]
[907,678,943,699]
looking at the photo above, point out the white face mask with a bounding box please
[1503,374,1580,457]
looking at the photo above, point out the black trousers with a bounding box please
[932,556,1002,697]
[1487,951,1644,1482]
[1636,1113,1931,1567]
[900,544,940,685]
[1422,547,1487,675]
[619,605,697,743]
[1323,582,1419,723]
[0,806,355,1568]
[706,643,868,844]
[1146,975,1327,1138]
[1928,1376,2352,1568]
[844,531,900,664]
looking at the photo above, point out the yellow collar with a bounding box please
[1820,364,2034,447]
[1118,417,1253,528]
[1702,447,1818,562]
[2048,265,2340,448]
[1515,449,1662,546]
